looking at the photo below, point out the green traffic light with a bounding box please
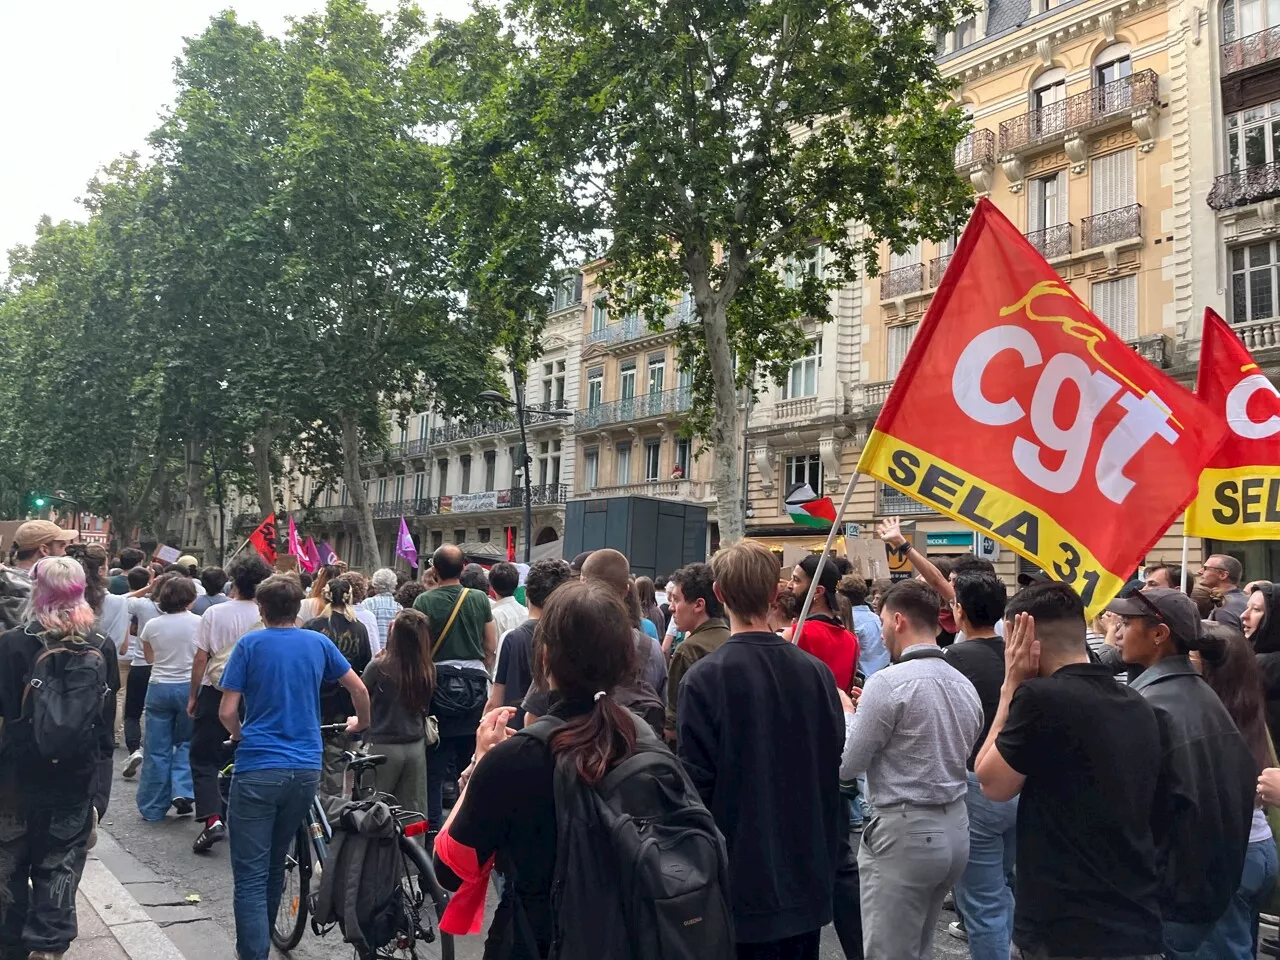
[34,497,45,508]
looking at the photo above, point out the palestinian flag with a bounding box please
[785,483,837,529]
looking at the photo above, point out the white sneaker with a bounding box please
[122,750,143,778]
[87,806,99,850]
[947,920,968,942]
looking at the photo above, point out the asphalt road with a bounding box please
[102,749,969,960]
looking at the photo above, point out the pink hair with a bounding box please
[29,557,96,636]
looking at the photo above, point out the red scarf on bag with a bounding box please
[435,827,495,935]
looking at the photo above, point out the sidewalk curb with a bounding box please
[78,849,187,960]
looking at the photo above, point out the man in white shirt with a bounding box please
[488,562,527,662]
[187,553,273,853]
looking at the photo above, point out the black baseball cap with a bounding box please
[1106,587,1201,652]
[1017,568,1052,587]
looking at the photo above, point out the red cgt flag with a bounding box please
[248,513,279,565]
[856,198,1226,616]
[1186,308,1280,540]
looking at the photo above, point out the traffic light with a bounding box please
[33,496,46,508]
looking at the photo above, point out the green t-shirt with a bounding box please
[413,584,492,662]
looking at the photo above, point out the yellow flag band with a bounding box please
[856,430,1127,618]
[1186,465,1280,540]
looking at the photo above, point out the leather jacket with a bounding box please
[1130,655,1256,924]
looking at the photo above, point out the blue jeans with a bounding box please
[1193,837,1279,960]
[136,682,194,821]
[228,768,320,960]
[1163,919,1213,958]
[954,771,1018,960]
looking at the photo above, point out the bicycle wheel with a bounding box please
[270,827,310,951]
[395,835,454,960]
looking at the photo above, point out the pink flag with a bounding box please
[395,517,419,569]
[287,516,303,560]
[301,536,322,574]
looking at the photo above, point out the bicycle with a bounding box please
[219,723,454,959]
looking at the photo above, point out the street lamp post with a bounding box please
[478,386,573,564]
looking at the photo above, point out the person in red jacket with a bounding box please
[790,554,859,691]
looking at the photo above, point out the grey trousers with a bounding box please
[367,739,428,818]
[320,735,351,799]
[857,799,969,960]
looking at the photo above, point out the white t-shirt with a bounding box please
[355,606,382,657]
[491,596,528,666]
[194,599,263,687]
[140,611,202,684]
[98,593,129,656]
[127,597,162,665]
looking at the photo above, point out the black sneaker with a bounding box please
[172,798,194,816]
[193,821,227,854]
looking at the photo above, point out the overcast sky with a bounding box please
[1,0,472,262]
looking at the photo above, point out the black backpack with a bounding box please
[22,629,110,763]
[519,713,734,960]
[313,799,404,953]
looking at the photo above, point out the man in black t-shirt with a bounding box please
[975,582,1163,960]
[943,571,1014,960]
[488,558,572,728]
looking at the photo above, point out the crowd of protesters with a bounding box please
[6,515,1280,960]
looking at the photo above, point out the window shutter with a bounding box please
[887,322,919,376]
[1029,178,1045,233]
[1092,149,1135,213]
[1092,276,1137,340]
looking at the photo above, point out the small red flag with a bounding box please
[506,526,516,562]
[249,513,278,564]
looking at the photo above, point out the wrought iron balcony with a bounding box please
[882,263,924,299]
[584,301,694,346]
[576,386,694,430]
[928,254,953,288]
[1082,204,1142,248]
[427,402,568,446]
[878,485,934,516]
[438,484,570,514]
[998,70,1159,156]
[954,129,995,168]
[313,506,358,523]
[1208,161,1280,210]
[1222,25,1280,75]
[370,498,438,520]
[1025,223,1072,259]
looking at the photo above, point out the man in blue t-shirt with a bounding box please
[218,575,370,960]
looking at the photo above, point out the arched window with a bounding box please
[1222,0,1277,41]
[1094,42,1132,85]
[1030,68,1067,138]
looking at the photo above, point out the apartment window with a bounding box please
[484,450,496,491]
[679,366,694,391]
[554,360,566,408]
[340,483,349,506]
[552,274,581,311]
[413,472,426,501]
[951,15,977,51]
[620,359,637,402]
[1223,0,1276,40]
[1031,69,1066,138]
[889,241,921,272]
[394,475,405,501]
[538,441,551,486]
[1092,276,1138,341]
[591,298,608,333]
[587,367,604,408]
[417,414,429,440]
[1094,45,1132,88]
[616,442,633,484]
[478,527,491,543]
[378,478,388,503]
[397,423,408,445]
[510,445,522,488]
[783,340,821,399]
[538,438,562,489]
[584,446,600,489]
[648,353,666,393]
[1226,101,1280,173]
[542,363,554,405]
[454,529,466,544]
[784,454,823,495]
[785,245,825,288]
[675,437,692,477]
[1092,149,1136,213]
[431,530,443,551]
[1029,172,1066,234]
[1231,241,1280,322]
[887,322,919,377]
[324,485,334,507]
[437,458,449,494]
[644,439,661,482]
[460,455,472,495]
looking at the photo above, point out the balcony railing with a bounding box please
[954,128,995,168]
[1208,160,1280,210]
[583,479,710,501]
[427,402,568,446]
[1082,203,1142,248]
[576,386,694,430]
[585,302,694,346]
[1234,316,1280,351]
[1025,223,1073,259]
[882,263,924,299]
[1222,25,1280,75]
[370,498,438,520]
[775,397,818,421]
[878,485,935,516]
[1125,334,1172,369]
[439,484,570,514]
[864,380,894,408]
[313,506,358,523]
[928,254,953,288]
[998,70,1159,155]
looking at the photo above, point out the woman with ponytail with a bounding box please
[432,579,640,956]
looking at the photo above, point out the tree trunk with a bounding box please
[251,427,276,519]
[702,298,745,543]
[340,414,382,569]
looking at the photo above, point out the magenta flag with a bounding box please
[395,517,419,569]
[302,537,323,573]
[287,516,304,561]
